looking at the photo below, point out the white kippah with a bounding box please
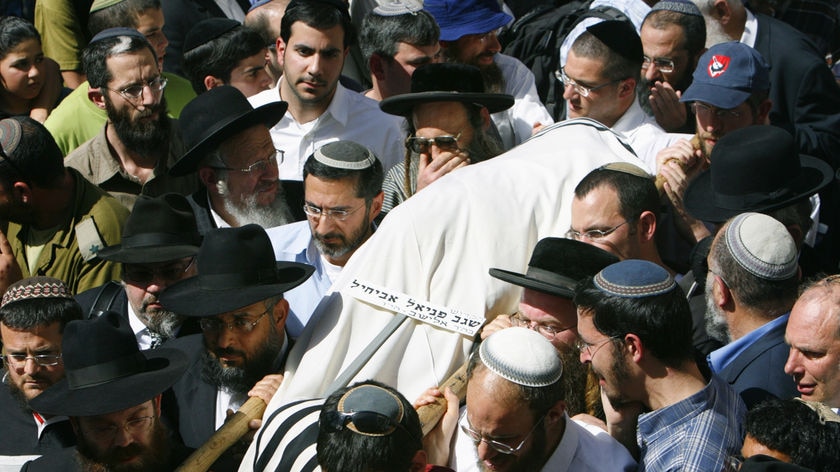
[724,212,797,281]
[373,0,423,16]
[479,327,562,387]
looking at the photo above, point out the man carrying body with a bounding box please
[248,0,404,181]
[359,2,440,101]
[64,28,198,210]
[639,0,707,132]
[574,259,745,469]
[75,193,202,349]
[44,0,196,157]
[171,85,300,234]
[705,212,800,407]
[266,141,383,337]
[160,224,313,448]
[562,20,665,169]
[0,116,127,294]
[426,0,553,150]
[378,62,509,215]
[0,278,81,461]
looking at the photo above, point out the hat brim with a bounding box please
[380,92,514,117]
[160,262,315,317]
[170,100,288,177]
[439,11,511,41]
[97,244,200,264]
[684,155,835,223]
[680,82,753,109]
[30,348,188,417]
[489,268,574,298]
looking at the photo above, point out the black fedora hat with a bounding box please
[170,86,288,176]
[684,126,834,223]
[96,193,201,264]
[379,63,514,117]
[30,311,188,417]
[160,224,314,316]
[489,237,619,298]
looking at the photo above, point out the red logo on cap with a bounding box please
[708,55,730,78]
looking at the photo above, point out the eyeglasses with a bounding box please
[555,68,622,97]
[123,257,195,285]
[86,415,155,444]
[106,76,167,101]
[211,150,284,174]
[510,312,574,339]
[460,409,546,455]
[322,410,415,439]
[565,221,629,241]
[576,336,620,358]
[405,132,462,154]
[303,202,365,222]
[3,353,62,368]
[691,102,744,121]
[642,55,675,74]
[199,310,269,335]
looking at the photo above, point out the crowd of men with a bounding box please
[1,0,839,471]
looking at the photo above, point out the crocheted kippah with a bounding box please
[1,277,73,308]
[0,118,23,158]
[724,212,797,281]
[373,0,423,16]
[479,327,562,387]
[89,0,123,13]
[593,260,676,298]
[89,27,147,45]
[651,0,703,17]
[337,384,405,437]
[312,141,377,170]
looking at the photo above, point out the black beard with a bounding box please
[199,329,283,395]
[3,371,32,414]
[105,95,171,160]
[479,61,505,94]
[75,417,171,472]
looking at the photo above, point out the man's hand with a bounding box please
[655,140,711,244]
[414,386,459,467]
[480,314,513,340]
[0,230,22,295]
[649,81,687,132]
[246,373,283,430]
[416,147,470,192]
[601,389,643,461]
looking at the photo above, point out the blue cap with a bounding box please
[680,41,770,109]
[425,0,511,41]
[593,260,676,298]
[89,27,147,45]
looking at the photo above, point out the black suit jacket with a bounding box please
[187,183,307,236]
[717,318,798,409]
[0,383,75,456]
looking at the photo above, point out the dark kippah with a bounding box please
[89,27,147,45]
[184,18,240,53]
[586,20,643,63]
[287,0,349,14]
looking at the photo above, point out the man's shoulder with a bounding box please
[21,447,79,472]
[64,128,106,170]
[75,282,127,318]
[265,221,312,259]
[72,171,130,223]
[248,87,282,109]
[563,418,637,471]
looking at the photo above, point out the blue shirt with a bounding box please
[708,314,789,374]
[637,375,746,472]
[266,221,333,338]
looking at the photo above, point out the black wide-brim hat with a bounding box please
[380,63,514,117]
[685,125,834,223]
[30,311,189,417]
[489,237,619,298]
[170,85,287,176]
[97,193,201,263]
[160,224,314,317]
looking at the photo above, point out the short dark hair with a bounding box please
[571,30,641,82]
[0,117,65,189]
[466,347,565,417]
[82,34,158,89]
[359,10,439,62]
[87,0,162,36]
[574,167,659,224]
[574,276,693,367]
[317,380,422,472]
[0,297,83,333]
[0,16,40,60]
[708,227,798,317]
[642,9,706,58]
[746,399,840,472]
[182,25,267,95]
[280,0,355,48]
[303,152,384,203]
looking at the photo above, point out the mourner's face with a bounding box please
[0,321,64,402]
[693,100,756,157]
[202,299,289,370]
[570,185,641,260]
[382,41,440,97]
[134,8,168,69]
[446,29,501,69]
[516,289,579,349]
[562,50,624,127]
[123,257,195,338]
[640,23,693,91]
[228,50,273,97]
[785,288,840,408]
[0,38,44,101]
[577,310,635,409]
[73,397,170,472]
[278,22,347,106]
[217,126,281,208]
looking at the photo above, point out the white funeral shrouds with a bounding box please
[240,118,647,470]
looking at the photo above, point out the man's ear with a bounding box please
[480,106,492,130]
[618,78,636,99]
[276,38,287,68]
[713,0,732,24]
[198,167,218,189]
[12,181,31,204]
[368,191,384,223]
[368,53,386,80]
[755,99,773,126]
[545,398,567,427]
[203,75,225,92]
[89,87,106,110]
[638,210,657,243]
[624,333,643,363]
[712,273,733,309]
[409,450,427,472]
[271,298,290,328]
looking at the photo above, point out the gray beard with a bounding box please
[138,308,183,340]
[705,18,735,48]
[704,276,731,344]
[220,182,293,229]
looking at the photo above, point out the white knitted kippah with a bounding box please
[479,327,562,387]
[724,212,797,281]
